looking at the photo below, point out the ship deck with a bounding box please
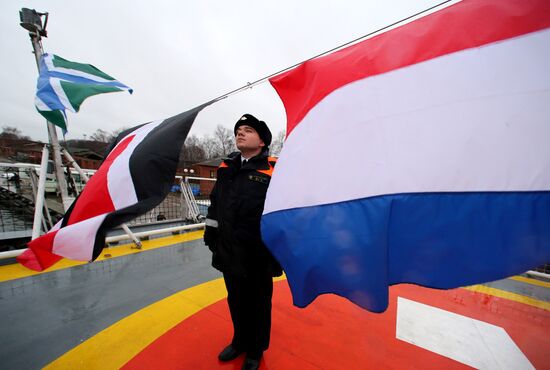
[1,230,548,369]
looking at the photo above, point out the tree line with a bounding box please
[1,125,285,164]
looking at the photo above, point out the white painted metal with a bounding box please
[183,176,216,182]
[29,168,53,229]
[526,270,550,281]
[396,297,534,369]
[31,145,50,240]
[47,123,72,211]
[180,176,214,222]
[62,148,89,182]
[0,223,205,260]
[121,223,142,249]
[181,180,200,222]
[106,223,205,242]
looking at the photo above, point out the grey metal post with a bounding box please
[23,10,72,212]
[62,148,89,182]
[29,167,53,229]
[31,145,50,239]
[121,224,142,249]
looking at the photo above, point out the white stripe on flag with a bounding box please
[44,54,119,84]
[34,95,51,111]
[107,119,164,209]
[52,214,108,261]
[49,77,75,112]
[264,29,550,215]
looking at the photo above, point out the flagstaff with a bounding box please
[19,8,73,213]
[17,8,139,248]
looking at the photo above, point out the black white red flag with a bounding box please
[18,103,211,271]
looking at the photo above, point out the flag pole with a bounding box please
[20,8,73,212]
[31,145,50,239]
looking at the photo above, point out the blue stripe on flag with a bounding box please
[36,73,66,112]
[261,191,550,312]
[34,54,132,132]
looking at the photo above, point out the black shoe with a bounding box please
[242,357,260,370]
[218,344,243,362]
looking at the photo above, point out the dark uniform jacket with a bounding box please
[204,151,283,277]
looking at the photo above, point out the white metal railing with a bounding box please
[181,180,200,222]
[526,270,550,280]
[1,163,215,227]
[0,170,218,259]
[1,162,57,237]
[0,222,205,260]
[180,176,214,223]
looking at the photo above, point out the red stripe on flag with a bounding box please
[17,230,61,271]
[16,135,135,271]
[269,0,550,135]
[67,135,135,224]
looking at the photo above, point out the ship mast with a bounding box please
[19,8,72,213]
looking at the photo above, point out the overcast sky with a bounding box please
[1,0,446,142]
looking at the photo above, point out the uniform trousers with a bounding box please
[223,271,273,359]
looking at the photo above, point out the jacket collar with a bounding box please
[224,151,270,170]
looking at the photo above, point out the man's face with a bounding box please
[235,125,265,152]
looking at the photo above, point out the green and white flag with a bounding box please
[35,53,133,132]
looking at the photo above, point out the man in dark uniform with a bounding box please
[204,114,282,370]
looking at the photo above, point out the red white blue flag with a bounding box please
[262,0,550,312]
[18,103,211,271]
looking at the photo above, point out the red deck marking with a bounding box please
[122,281,548,369]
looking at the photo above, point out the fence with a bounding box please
[0,163,62,244]
[125,176,214,226]
[126,192,185,226]
[0,162,214,236]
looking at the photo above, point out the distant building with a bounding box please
[0,137,44,163]
[65,147,104,169]
[0,137,104,170]
[193,157,223,197]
